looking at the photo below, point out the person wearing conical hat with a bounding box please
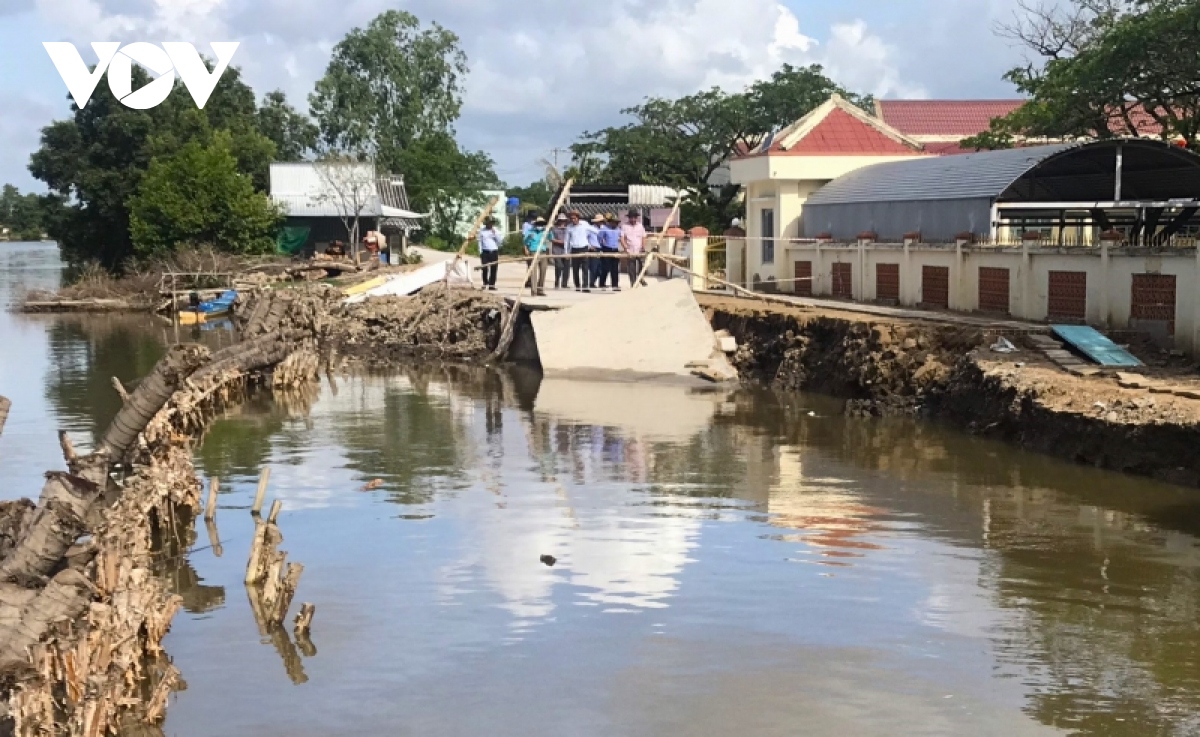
[551,213,570,289]
[595,212,623,291]
[523,216,551,296]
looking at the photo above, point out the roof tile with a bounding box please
[780,107,921,155]
[878,100,1025,137]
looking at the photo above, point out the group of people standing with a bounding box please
[530,209,649,295]
[472,209,650,295]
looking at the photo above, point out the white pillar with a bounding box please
[689,228,710,290]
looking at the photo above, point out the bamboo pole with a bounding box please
[661,259,812,309]
[516,180,574,297]
[633,252,659,289]
[486,180,574,363]
[267,499,282,525]
[633,196,684,289]
[204,477,218,522]
[447,196,500,286]
[251,467,271,516]
[471,252,634,269]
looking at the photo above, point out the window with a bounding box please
[761,208,775,264]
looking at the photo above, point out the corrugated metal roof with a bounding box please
[804,143,1077,206]
[270,162,384,217]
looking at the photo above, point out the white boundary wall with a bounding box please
[724,235,1200,354]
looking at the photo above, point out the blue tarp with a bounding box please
[1051,325,1143,367]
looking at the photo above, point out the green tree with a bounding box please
[507,179,553,215]
[309,10,468,175]
[963,0,1200,151]
[0,184,45,241]
[128,131,282,258]
[745,63,873,135]
[29,63,277,269]
[571,64,867,230]
[400,132,500,243]
[257,90,318,161]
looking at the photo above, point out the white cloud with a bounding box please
[821,21,929,99]
[7,0,973,190]
[0,91,55,191]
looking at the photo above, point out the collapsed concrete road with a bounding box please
[529,280,737,382]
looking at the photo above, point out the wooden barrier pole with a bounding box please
[486,180,575,363]
[515,180,574,297]
[633,252,659,288]
[664,259,813,309]
[252,467,271,516]
[634,196,683,289]
[471,252,633,270]
[448,196,500,285]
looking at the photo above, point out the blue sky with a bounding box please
[0,0,1028,193]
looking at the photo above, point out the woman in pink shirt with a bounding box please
[619,210,648,287]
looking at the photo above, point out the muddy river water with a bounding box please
[4,241,1200,736]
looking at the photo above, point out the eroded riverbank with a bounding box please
[699,294,1200,488]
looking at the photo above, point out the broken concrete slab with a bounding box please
[1069,367,1102,377]
[531,279,738,380]
[344,260,472,304]
[714,329,738,354]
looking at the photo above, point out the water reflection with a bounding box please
[160,367,1200,736]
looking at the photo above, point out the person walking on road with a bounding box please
[523,216,551,296]
[475,216,502,290]
[551,213,570,289]
[620,209,647,287]
[565,210,595,293]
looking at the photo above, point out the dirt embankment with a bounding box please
[700,295,1200,489]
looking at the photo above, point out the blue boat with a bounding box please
[180,290,237,324]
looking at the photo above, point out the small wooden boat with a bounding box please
[179,290,237,325]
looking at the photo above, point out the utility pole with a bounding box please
[549,147,569,171]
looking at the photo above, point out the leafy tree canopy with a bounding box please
[258,90,319,161]
[28,63,297,269]
[129,131,281,259]
[309,10,467,175]
[0,184,46,241]
[400,131,500,243]
[963,0,1200,151]
[569,64,869,231]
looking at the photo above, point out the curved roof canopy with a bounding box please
[804,139,1200,207]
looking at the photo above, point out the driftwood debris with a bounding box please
[0,395,9,439]
[18,298,150,313]
[0,281,329,735]
[244,498,311,684]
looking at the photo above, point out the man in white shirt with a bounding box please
[474,217,503,290]
[564,210,597,293]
